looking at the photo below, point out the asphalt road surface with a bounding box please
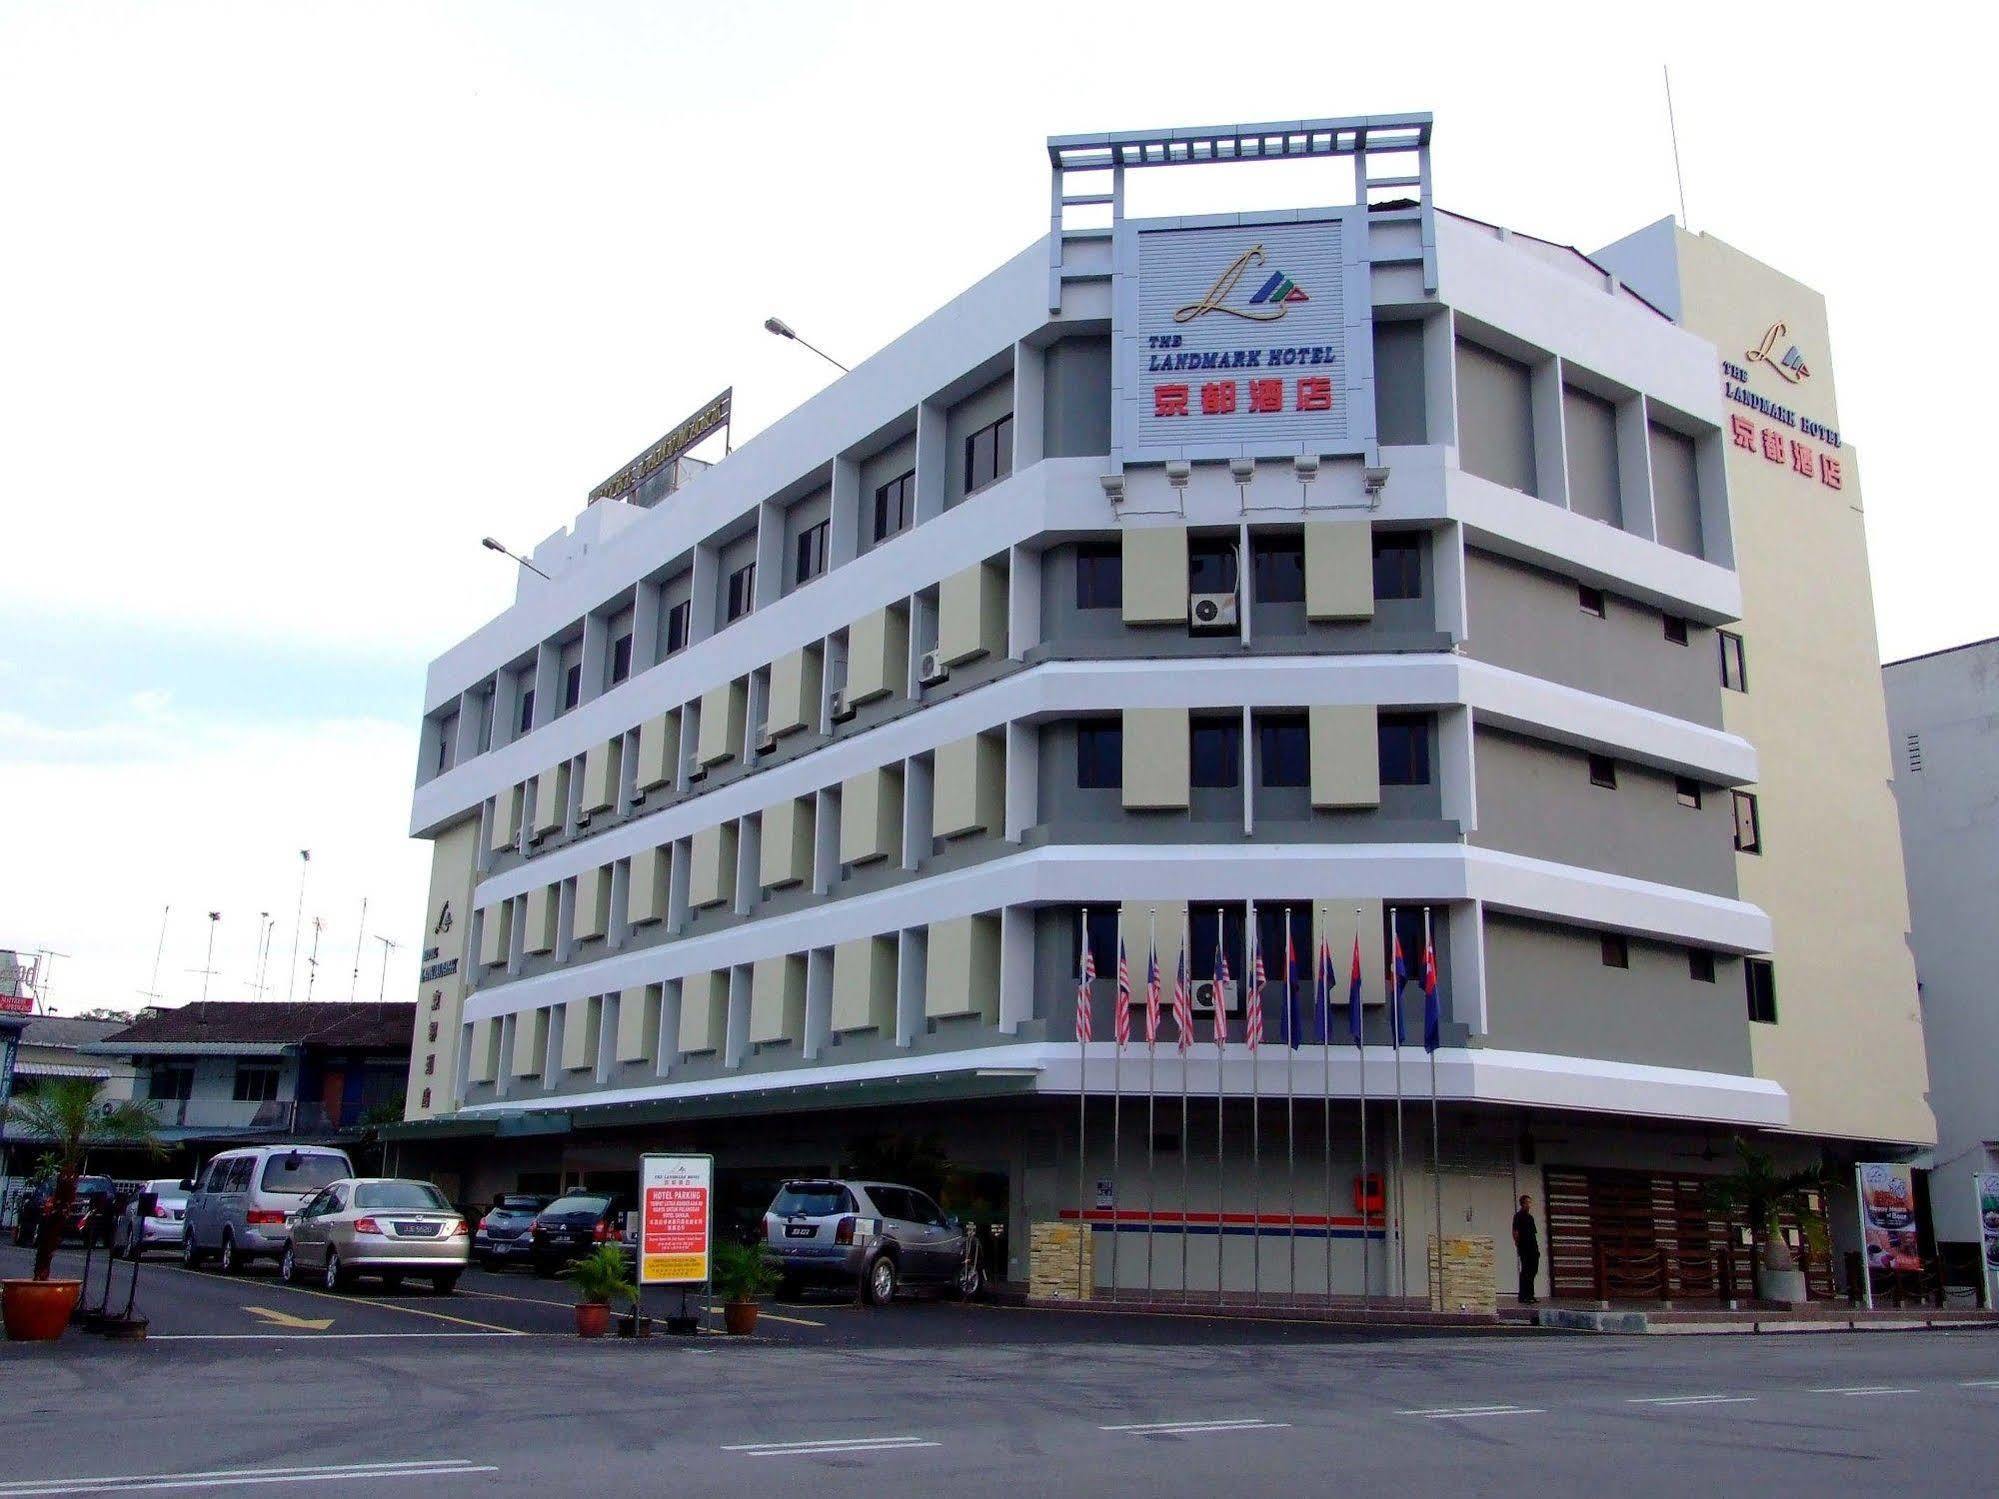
[4,1241,1996,1497]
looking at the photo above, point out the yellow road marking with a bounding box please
[243,1304,334,1331]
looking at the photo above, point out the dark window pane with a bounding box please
[1720,630,1748,692]
[517,688,535,735]
[1378,714,1431,785]
[1188,540,1237,596]
[1251,534,1305,604]
[794,521,829,586]
[664,600,691,656]
[1075,543,1122,610]
[726,563,756,622]
[562,663,582,711]
[1076,723,1122,788]
[610,633,633,685]
[1257,716,1309,787]
[1190,717,1240,788]
[1732,790,1761,853]
[1663,614,1689,646]
[1253,905,1313,984]
[1372,535,1423,599]
[1675,776,1702,809]
[873,471,913,541]
[1579,584,1607,617]
[1071,906,1119,975]
[1745,958,1777,1023]
[1190,903,1247,982]
[1688,949,1716,983]
[964,415,1013,494]
[1601,934,1629,968]
[1588,753,1618,789]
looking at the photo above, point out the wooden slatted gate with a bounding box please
[1543,1166,1832,1303]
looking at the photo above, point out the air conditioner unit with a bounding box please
[1191,979,1239,1015]
[1189,592,1239,632]
[828,688,855,722]
[917,649,948,686]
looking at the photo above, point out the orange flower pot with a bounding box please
[722,1301,760,1336]
[574,1301,611,1338]
[3,1279,82,1342]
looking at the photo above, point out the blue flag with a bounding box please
[1347,934,1364,1046]
[1284,918,1302,1050]
[1422,926,1442,1054]
[1390,923,1409,1047]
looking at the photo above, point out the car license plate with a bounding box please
[397,1222,441,1238]
[785,1223,816,1238]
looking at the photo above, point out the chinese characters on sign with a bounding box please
[1722,348,1842,491]
[1152,376,1334,420]
[1729,414,1842,490]
[638,1153,713,1286]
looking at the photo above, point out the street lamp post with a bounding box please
[481,536,552,580]
[763,317,849,373]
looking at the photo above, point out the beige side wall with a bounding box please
[1675,228,1932,1145]
[403,815,481,1121]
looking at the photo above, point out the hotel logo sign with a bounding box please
[1120,213,1368,460]
[1723,318,1840,491]
[1746,321,1810,384]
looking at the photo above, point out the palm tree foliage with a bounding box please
[1702,1140,1827,1272]
[3,1077,163,1280]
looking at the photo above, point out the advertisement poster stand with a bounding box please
[1855,1161,1922,1311]
[1976,1173,1999,1312]
[639,1154,713,1337]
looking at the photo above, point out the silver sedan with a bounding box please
[278,1178,469,1293]
[113,1178,190,1260]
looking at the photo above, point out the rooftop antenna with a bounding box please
[139,905,171,1005]
[347,896,369,1002]
[1664,64,1690,229]
[373,934,400,1002]
[191,913,222,1003]
[286,850,311,1003]
[304,916,325,1001]
[248,911,276,999]
[37,948,71,1014]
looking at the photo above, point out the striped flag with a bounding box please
[1422,922,1441,1055]
[1390,924,1408,1047]
[1316,936,1335,1044]
[1115,939,1132,1049]
[1144,937,1162,1047]
[1348,933,1365,1046]
[1246,927,1265,1051]
[1172,942,1193,1055]
[1284,915,1302,1050]
[1214,924,1232,1053]
[1076,926,1096,1044]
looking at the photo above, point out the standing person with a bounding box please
[1512,1194,1541,1305]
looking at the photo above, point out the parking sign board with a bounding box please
[639,1154,712,1286]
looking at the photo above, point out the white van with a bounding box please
[181,1144,354,1274]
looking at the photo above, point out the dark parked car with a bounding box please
[10,1175,119,1248]
[471,1194,552,1270]
[529,1192,630,1277]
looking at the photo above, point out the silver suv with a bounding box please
[762,1179,982,1305]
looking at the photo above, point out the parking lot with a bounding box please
[5,1238,1998,1498]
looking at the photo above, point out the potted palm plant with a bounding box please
[1703,1140,1826,1305]
[711,1240,781,1334]
[565,1243,636,1338]
[3,1078,162,1341]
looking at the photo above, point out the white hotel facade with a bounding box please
[394,116,1931,1302]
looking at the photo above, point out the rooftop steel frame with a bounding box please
[1044,113,1437,310]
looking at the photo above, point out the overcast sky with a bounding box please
[2,2,1985,1018]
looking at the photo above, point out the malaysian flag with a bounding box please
[1144,937,1162,1047]
[1114,939,1132,1049]
[1076,925,1096,1044]
[1172,942,1192,1055]
[1246,928,1265,1051]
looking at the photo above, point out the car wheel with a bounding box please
[430,1273,460,1295]
[866,1253,898,1307]
[181,1233,203,1269]
[219,1232,240,1276]
[279,1245,298,1284]
[324,1249,349,1292]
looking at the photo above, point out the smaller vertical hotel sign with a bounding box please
[638,1153,712,1286]
[1114,210,1372,462]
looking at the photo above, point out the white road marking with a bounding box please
[722,1436,938,1458]
[1960,1379,1999,1388]
[1101,1418,1291,1436]
[1396,1405,1545,1419]
[1627,1394,1757,1407]
[1810,1385,1919,1397]
[0,1458,493,1496]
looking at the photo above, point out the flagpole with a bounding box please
[1076,906,1090,1302]
[1321,923,1336,1308]
[1390,905,1407,1302]
[1284,905,1298,1301]
[1425,906,1444,1306]
[1248,901,1262,1308]
[1146,910,1159,1302]
[1355,912,1370,1310]
[1177,942,1192,1302]
[1110,937,1127,1305]
[1215,908,1228,1308]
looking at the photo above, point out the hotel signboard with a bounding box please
[1114,210,1373,464]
